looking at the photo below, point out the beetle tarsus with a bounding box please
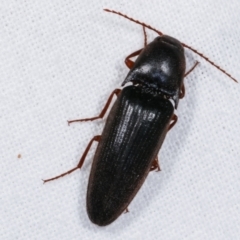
[68,89,121,125]
[168,114,178,131]
[184,61,199,77]
[124,208,129,213]
[43,135,101,183]
[150,157,161,172]
[43,167,79,183]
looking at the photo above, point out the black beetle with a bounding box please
[44,9,237,226]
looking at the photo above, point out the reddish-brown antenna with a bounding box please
[104,9,238,83]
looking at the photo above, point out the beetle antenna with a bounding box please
[104,9,163,36]
[182,43,238,83]
[104,8,238,83]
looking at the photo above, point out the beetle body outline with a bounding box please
[44,9,237,226]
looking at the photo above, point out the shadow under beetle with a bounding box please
[44,9,237,226]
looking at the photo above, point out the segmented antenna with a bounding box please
[104,9,163,36]
[182,43,237,82]
[104,9,238,83]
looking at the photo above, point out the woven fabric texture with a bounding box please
[1,1,240,239]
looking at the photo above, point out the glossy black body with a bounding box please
[87,86,174,226]
[87,35,186,226]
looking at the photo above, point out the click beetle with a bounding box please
[44,9,237,226]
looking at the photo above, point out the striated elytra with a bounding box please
[87,85,174,226]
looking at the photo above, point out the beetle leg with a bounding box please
[124,208,129,213]
[125,49,143,69]
[143,26,147,47]
[68,89,121,125]
[150,157,161,172]
[179,84,185,99]
[124,25,148,69]
[180,61,199,99]
[150,115,178,173]
[168,114,178,131]
[184,61,199,77]
[43,135,101,183]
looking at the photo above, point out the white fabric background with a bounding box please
[1,1,240,239]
